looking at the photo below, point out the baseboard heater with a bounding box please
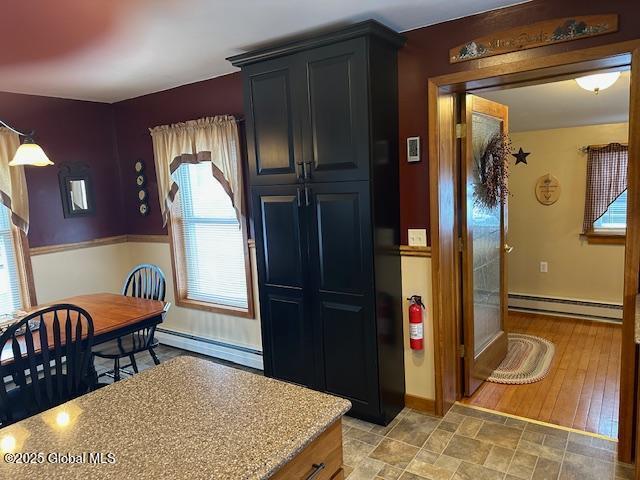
[508,293,623,322]
[155,328,264,370]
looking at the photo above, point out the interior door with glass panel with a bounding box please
[461,94,510,396]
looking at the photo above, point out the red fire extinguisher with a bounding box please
[408,295,425,350]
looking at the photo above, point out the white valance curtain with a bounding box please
[149,115,243,225]
[0,128,29,233]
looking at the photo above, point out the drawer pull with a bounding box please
[305,462,325,480]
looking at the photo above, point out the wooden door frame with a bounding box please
[428,39,640,464]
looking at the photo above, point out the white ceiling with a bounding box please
[479,70,631,132]
[0,0,528,103]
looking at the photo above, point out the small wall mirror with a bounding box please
[58,163,95,218]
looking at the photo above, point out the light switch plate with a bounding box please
[408,229,427,247]
[540,261,548,273]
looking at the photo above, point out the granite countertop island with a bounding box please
[0,356,351,479]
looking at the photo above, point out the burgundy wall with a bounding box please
[4,0,640,247]
[112,73,244,235]
[0,91,123,247]
[398,0,640,243]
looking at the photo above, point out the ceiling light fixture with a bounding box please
[0,118,53,167]
[575,71,621,95]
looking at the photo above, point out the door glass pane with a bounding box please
[470,112,502,355]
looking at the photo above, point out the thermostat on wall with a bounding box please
[407,137,420,163]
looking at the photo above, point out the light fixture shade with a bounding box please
[9,142,53,167]
[575,71,621,94]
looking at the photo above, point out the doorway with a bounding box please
[427,42,640,464]
[458,73,630,439]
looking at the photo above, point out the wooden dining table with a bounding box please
[0,293,168,365]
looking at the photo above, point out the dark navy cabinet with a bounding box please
[230,20,405,424]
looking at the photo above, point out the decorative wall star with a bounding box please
[512,147,530,165]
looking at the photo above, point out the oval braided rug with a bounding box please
[487,333,555,385]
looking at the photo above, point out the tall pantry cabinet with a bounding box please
[229,20,406,424]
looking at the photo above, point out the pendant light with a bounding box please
[575,71,621,95]
[0,119,53,167]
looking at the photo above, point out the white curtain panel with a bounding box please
[0,128,29,233]
[149,115,244,225]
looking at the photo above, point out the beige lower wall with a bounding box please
[31,243,131,303]
[508,123,628,303]
[401,255,435,401]
[29,239,436,402]
[123,241,263,351]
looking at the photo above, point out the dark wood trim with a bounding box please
[29,235,128,256]
[583,232,626,245]
[126,234,170,244]
[427,40,640,464]
[399,245,432,257]
[404,394,436,414]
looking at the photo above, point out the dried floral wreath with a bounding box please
[473,132,512,209]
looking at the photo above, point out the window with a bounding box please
[593,190,627,232]
[0,204,24,315]
[171,162,252,316]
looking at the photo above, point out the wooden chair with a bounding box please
[0,304,95,426]
[93,264,167,381]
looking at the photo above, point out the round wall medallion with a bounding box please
[138,189,147,201]
[134,160,144,173]
[535,173,561,206]
[139,203,149,216]
[136,174,146,187]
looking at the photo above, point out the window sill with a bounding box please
[583,232,626,245]
[175,297,254,319]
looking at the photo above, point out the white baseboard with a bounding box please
[508,293,623,322]
[155,328,264,370]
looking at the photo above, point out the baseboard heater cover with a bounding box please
[508,293,622,322]
[155,328,264,370]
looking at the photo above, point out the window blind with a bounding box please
[594,189,627,230]
[174,162,248,309]
[0,204,22,315]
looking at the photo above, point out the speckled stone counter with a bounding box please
[0,356,351,479]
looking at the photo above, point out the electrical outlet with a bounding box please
[408,229,427,247]
[540,261,548,273]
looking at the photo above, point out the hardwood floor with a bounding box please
[460,311,621,438]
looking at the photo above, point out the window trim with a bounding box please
[167,206,255,319]
[11,227,37,308]
[583,231,626,245]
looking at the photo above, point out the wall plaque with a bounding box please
[535,174,561,206]
[449,15,618,64]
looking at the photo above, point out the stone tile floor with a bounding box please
[94,345,634,480]
[342,404,633,480]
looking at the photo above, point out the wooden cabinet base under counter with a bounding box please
[271,419,343,480]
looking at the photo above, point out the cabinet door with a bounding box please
[244,57,303,185]
[307,182,379,417]
[299,39,370,183]
[252,185,315,387]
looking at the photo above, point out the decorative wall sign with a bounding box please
[535,174,561,206]
[450,15,618,64]
[512,148,530,165]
